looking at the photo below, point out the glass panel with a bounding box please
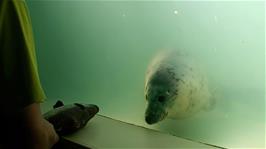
[27,1,265,148]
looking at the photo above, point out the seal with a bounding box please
[43,100,99,135]
[144,51,213,124]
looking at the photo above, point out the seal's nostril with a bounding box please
[145,116,152,124]
[145,116,149,122]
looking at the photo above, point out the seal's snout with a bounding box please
[145,109,168,125]
[145,116,157,125]
[145,116,152,124]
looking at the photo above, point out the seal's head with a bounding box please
[145,69,178,125]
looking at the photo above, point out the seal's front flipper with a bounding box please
[204,98,216,111]
[204,87,219,111]
[204,90,218,111]
[53,100,64,109]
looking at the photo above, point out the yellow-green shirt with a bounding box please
[0,0,45,113]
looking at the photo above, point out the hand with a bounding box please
[37,118,60,149]
[23,103,59,149]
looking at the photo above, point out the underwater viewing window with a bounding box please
[27,0,265,148]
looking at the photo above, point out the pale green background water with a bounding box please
[27,1,265,148]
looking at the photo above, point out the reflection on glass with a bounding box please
[27,1,265,148]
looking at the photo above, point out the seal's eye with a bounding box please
[158,95,166,103]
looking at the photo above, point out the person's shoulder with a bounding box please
[0,0,26,7]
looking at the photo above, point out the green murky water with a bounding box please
[27,1,265,148]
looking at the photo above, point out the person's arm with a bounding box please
[23,103,59,149]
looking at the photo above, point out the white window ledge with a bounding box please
[62,114,222,149]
